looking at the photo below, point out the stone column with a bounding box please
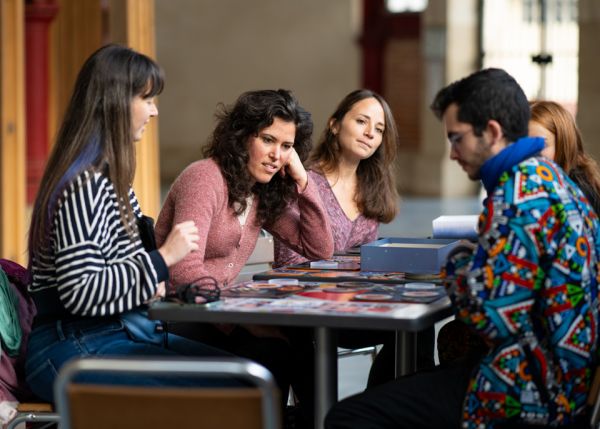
[110,0,161,218]
[416,0,480,198]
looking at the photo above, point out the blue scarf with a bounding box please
[480,136,545,195]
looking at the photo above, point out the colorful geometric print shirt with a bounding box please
[445,149,600,428]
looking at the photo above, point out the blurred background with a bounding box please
[2,0,599,265]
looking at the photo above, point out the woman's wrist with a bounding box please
[157,247,172,267]
[296,172,308,192]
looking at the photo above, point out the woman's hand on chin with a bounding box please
[280,148,308,190]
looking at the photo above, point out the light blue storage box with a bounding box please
[360,237,461,274]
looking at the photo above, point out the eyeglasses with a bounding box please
[166,276,221,304]
[447,129,475,146]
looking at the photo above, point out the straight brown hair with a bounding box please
[29,44,164,259]
[310,89,400,222]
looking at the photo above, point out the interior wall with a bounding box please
[440,0,480,198]
[383,23,423,196]
[155,0,361,185]
[578,0,600,163]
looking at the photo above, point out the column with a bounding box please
[25,0,59,203]
[1,0,26,263]
[417,0,479,197]
[110,0,160,218]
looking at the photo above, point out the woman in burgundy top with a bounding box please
[155,89,333,427]
[274,90,415,388]
[274,89,399,267]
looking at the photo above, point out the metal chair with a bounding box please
[53,356,280,429]
[337,345,379,360]
[5,403,59,429]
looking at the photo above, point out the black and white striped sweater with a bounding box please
[29,170,167,317]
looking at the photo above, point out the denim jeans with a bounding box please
[25,309,236,402]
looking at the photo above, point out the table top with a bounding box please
[149,294,453,332]
[252,256,442,285]
[253,268,411,284]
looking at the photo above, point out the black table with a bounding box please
[149,293,452,429]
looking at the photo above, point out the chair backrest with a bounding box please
[53,357,280,429]
[588,365,600,428]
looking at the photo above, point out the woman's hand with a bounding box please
[158,220,199,267]
[280,148,308,191]
[153,281,166,299]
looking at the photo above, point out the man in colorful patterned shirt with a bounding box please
[325,68,600,428]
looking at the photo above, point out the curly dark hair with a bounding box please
[203,89,313,226]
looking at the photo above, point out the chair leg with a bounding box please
[337,346,379,359]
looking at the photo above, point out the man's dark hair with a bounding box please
[430,68,530,143]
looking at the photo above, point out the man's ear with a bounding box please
[486,119,505,146]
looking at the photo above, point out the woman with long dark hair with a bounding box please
[26,44,229,402]
[274,89,399,267]
[273,90,411,389]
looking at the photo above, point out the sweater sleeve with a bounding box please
[273,237,309,268]
[155,161,222,286]
[53,173,159,316]
[267,175,334,261]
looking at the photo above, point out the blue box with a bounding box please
[360,237,461,274]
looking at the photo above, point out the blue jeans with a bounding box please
[25,309,237,402]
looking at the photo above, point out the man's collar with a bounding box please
[480,136,545,194]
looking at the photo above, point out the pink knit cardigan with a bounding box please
[155,158,334,287]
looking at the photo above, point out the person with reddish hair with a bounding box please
[529,99,600,214]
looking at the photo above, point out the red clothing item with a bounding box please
[155,158,333,287]
[0,259,36,404]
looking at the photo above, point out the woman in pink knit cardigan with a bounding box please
[155,89,333,427]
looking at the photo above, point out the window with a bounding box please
[523,0,536,23]
[385,0,428,13]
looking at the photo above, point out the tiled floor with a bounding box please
[337,196,480,399]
